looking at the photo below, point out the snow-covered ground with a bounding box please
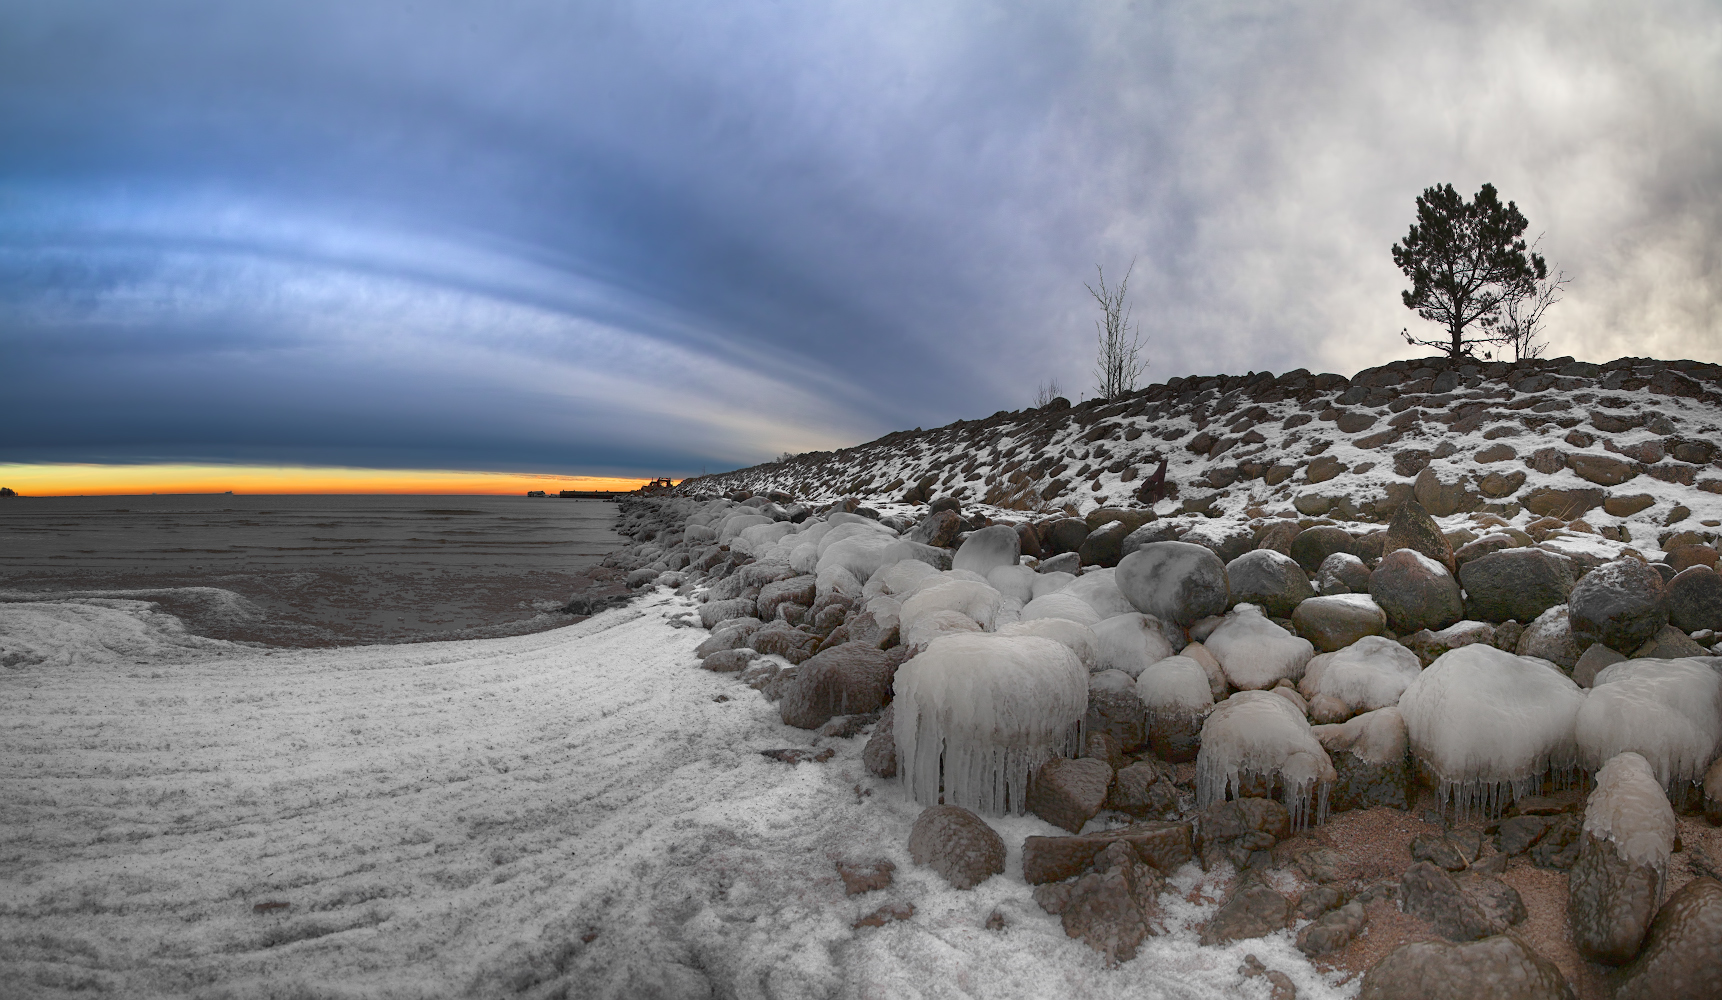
[2,594,1356,1000]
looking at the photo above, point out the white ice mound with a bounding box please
[1584,752,1677,872]
[1135,655,1215,717]
[1311,707,1409,767]
[1196,690,1335,830]
[894,633,1088,815]
[1577,658,1722,789]
[717,513,773,543]
[1061,568,1136,619]
[900,580,1004,634]
[1090,613,1176,678]
[863,558,940,600]
[731,520,797,557]
[1019,592,1103,627]
[817,531,898,586]
[1203,604,1314,691]
[986,564,1037,606]
[902,609,983,655]
[1300,636,1423,713]
[998,618,1100,672]
[815,562,863,599]
[1031,571,1076,599]
[1398,644,1586,818]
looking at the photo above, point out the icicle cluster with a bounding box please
[1398,644,1586,821]
[894,633,1088,815]
[1195,690,1335,832]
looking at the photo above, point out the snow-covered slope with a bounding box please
[687,355,1722,554]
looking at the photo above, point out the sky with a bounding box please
[2,0,1718,492]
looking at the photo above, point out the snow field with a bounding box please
[0,595,1359,1000]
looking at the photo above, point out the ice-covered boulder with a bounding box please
[998,618,1099,671]
[1061,567,1138,620]
[815,561,864,600]
[1089,613,1177,678]
[1398,644,1586,818]
[985,564,1036,605]
[1225,549,1315,618]
[894,633,1088,815]
[900,579,1004,635]
[1299,635,1422,716]
[818,531,899,588]
[1135,655,1215,762]
[1180,641,1229,701]
[1020,592,1103,627]
[1085,669,1148,751]
[952,524,1021,577]
[1196,690,1336,830]
[901,609,983,655]
[1031,570,1077,598]
[718,512,773,543]
[1370,548,1464,635]
[1203,604,1315,691]
[1312,707,1414,812]
[1116,541,1230,627]
[863,558,939,599]
[1569,751,1676,965]
[1577,658,1722,788]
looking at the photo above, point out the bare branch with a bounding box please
[1088,260,1149,400]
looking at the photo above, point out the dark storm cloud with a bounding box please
[1,0,1717,475]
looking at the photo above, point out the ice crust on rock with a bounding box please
[1180,641,1230,701]
[1019,592,1103,627]
[1196,690,1335,831]
[901,609,983,654]
[1311,707,1409,767]
[1299,635,1423,714]
[1031,571,1077,598]
[1202,604,1314,691]
[863,558,939,599]
[985,564,1036,605]
[1134,655,1214,717]
[894,633,1088,815]
[899,579,1004,635]
[1398,644,1586,819]
[1584,752,1677,873]
[1089,613,1177,678]
[1578,658,1722,789]
[997,618,1100,672]
[951,524,1020,578]
[1060,568,1137,620]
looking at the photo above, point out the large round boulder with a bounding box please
[1315,552,1373,594]
[1225,548,1315,618]
[1042,517,1090,555]
[1568,557,1668,653]
[1369,548,1464,635]
[1290,526,1355,574]
[907,805,1006,890]
[1613,877,1722,1000]
[1292,594,1389,653]
[1666,565,1722,633]
[1516,605,1581,671]
[1116,541,1230,627]
[951,524,1021,578]
[1458,548,1576,625]
[1358,935,1572,1000]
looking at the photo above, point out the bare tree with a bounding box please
[1034,377,1063,408]
[1498,238,1569,362]
[1088,261,1148,400]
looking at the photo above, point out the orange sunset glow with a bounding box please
[0,464,668,497]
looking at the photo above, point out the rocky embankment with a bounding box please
[588,355,1722,999]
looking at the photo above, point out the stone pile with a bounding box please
[590,354,1722,995]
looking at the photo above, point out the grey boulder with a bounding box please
[1116,542,1230,627]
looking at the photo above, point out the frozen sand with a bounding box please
[2,594,1354,1000]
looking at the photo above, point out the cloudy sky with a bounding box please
[2,0,1717,482]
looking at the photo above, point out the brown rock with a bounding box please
[1383,499,1456,574]
[1522,486,1605,518]
[1370,548,1464,634]
[1475,443,1518,463]
[1359,935,1574,1000]
[1568,557,1669,653]
[1033,841,1163,964]
[1105,761,1182,820]
[907,805,1006,889]
[1289,525,1355,573]
[1568,453,1639,486]
[1613,877,1722,1000]
[1400,861,1526,940]
[779,642,895,729]
[1298,899,1367,956]
[1255,519,1300,555]
[701,647,759,673]
[1569,830,1662,965]
[1477,470,1526,498]
[1292,594,1388,652]
[1666,565,1722,633]
[1306,454,1346,483]
[1604,493,1656,517]
[1021,821,1195,884]
[1667,544,1719,573]
[863,703,897,777]
[1394,449,1433,478]
[1414,465,1481,516]
[1201,881,1291,945]
[837,859,896,896]
[1027,757,1113,834]
[908,509,961,547]
[853,901,914,928]
[1337,411,1378,433]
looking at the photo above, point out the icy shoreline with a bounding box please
[0,594,1352,1000]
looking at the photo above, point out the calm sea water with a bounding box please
[0,494,624,646]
